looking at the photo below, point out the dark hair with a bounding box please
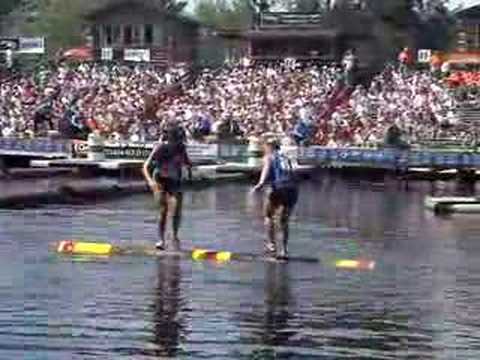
[265,138,280,150]
[163,124,186,144]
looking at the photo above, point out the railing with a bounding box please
[1,138,479,169]
[258,12,323,28]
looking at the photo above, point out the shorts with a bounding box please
[265,186,298,219]
[154,176,182,195]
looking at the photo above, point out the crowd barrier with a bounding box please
[0,138,71,157]
[1,138,479,169]
[296,147,480,169]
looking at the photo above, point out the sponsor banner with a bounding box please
[218,144,248,160]
[101,47,113,61]
[18,37,45,54]
[104,145,151,159]
[72,142,220,160]
[25,138,478,168]
[297,147,479,168]
[0,138,70,156]
[124,49,150,62]
[187,144,218,160]
[72,140,89,156]
[417,49,431,63]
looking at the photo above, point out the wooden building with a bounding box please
[84,0,199,65]
[245,6,381,69]
[456,5,480,52]
[246,12,338,62]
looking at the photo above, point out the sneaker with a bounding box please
[276,252,289,262]
[155,242,166,251]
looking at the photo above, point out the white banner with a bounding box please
[18,37,45,54]
[187,144,218,160]
[417,49,432,63]
[124,48,150,62]
[101,47,113,61]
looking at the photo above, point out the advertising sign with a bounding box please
[0,138,70,157]
[124,49,150,62]
[417,49,432,63]
[18,37,45,54]
[101,48,113,61]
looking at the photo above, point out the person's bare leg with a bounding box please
[264,215,277,255]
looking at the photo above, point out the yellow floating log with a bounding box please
[215,251,232,262]
[57,241,113,256]
[336,259,375,270]
[192,249,232,263]
[192,249,208,261]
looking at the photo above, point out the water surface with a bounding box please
[1,176,480,359]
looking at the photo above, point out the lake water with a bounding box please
[1,175,480,359]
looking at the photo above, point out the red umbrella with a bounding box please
[62,46,93,61]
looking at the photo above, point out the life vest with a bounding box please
[269,152,295,190]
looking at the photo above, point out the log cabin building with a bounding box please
[84,0,199,66]
[456,5,480,52]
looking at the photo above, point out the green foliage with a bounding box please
[194,0,252,29]
[22,0,189,52]
[24,0,85,51]
[0,0,19,16]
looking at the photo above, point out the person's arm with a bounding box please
[252,156,272,193]
[143,144,160,193]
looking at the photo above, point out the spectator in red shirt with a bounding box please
[398,47,414,73]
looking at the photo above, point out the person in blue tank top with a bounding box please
[251,138,299,260]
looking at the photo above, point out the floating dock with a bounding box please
[425,196,480,214]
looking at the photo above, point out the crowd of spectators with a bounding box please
[0,63,188,140]
[153,59,344,145]
[0,57,475,148]
[312,66,469,148]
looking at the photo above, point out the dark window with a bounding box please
[124,25,132,45]
[132,25,141,44]
[112,25,121,45]
[104,25,112,46]
[145,24,154,45]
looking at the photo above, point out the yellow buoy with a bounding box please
[57,241,113,256]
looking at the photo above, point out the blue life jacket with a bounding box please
[269,152,295,190]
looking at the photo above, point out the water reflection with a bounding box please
[263,263,293,347]
[240,263,295,358]
[152,258,185,357]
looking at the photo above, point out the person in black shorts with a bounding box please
[143,124,192,251]
[252,139,299,260]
